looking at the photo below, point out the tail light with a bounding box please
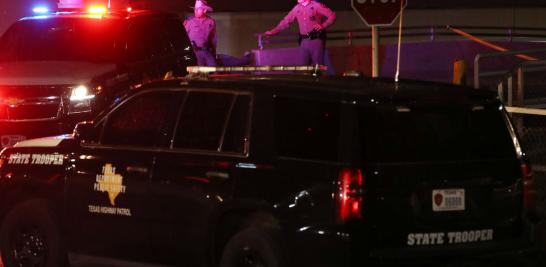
[521,163,536,211]
[337,168,364,221]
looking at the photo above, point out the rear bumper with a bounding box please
[289,220,542,267]
[367,232,540,263]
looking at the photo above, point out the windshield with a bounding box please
[0,17,124,63]
[359,103,517,162]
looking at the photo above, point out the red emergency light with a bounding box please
[87,6,107,14]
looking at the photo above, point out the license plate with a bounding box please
[1,135,26,148]
[432,189,465,211]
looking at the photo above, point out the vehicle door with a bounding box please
[65,89,183,261]
[150,89,253,265]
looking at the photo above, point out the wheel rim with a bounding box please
[10,223,47,267]
[235,246,266,267]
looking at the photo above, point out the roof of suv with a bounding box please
[162,75,498,103]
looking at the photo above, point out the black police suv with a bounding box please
[0,75,541,267]
[0,9,196,148]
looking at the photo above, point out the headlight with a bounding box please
[69,85,96,114]
[70,85,95,101]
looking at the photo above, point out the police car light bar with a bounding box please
[186,65,328,74]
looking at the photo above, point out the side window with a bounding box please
[126,19,148,60]
[274,97,340,161]
[174,91,251,154]
[161,18,191,55]
[86,120,105,144]
[126,18,166,60]
[101,91,181,147]
[221,95,251,154]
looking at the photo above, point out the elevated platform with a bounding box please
[251,41,546,86]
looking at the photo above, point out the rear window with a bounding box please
[358,103,517,162]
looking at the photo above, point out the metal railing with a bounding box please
[497,60,546,107]
[474,48,546,90]
[257,26,546,49]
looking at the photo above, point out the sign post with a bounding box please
[351,0,407,77]
[371,26,380,77]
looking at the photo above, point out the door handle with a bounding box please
[205,171,229,180]
[126,165,148,174]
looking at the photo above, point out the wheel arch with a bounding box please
[0,197,68,267]
[210,204,282,267]
[0,183,64,226]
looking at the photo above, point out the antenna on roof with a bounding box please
[394,0,406,83]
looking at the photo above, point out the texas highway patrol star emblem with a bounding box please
[93,164,126,206]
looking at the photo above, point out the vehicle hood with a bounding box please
[13,134,75,148]
[0,61,117,86]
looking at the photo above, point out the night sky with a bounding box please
[173,0,546,12]
[5,0,546,17]
[129,0,546,13]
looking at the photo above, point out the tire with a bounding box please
[220,227,285,267]
[0,199,68,267]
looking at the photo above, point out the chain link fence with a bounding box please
[481,52,546,227]
[513,112,546,169]
[509,109,546,208]
[507,108,546,261]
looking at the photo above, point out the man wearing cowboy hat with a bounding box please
[184,0,217,66]
[265,0,336,65]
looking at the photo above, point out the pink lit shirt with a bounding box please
[269,1,336,35]
[184,16,217,49]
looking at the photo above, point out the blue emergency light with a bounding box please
[32,6,50,14]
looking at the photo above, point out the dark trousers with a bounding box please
[195,50,217,66]
[300,38,325,65]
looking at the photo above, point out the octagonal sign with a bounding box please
[352,0,408,26]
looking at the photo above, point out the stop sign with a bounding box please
[352,0,408,26]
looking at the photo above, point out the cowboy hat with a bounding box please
[191,0,213,12]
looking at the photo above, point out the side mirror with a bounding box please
[73,121,95,143]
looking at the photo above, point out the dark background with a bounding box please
[6,1,546,17]
[128,0,546,12]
